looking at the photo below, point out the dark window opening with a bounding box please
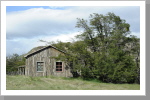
[37,62,44,71]
[56,62,62,72]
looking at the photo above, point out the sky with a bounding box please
[6,6,140,56]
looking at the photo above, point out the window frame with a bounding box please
[56,62,63,72]
[36,61,44,72]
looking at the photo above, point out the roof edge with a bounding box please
[24,45,66,58]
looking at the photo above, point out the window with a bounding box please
[56,62,62,72]
[37,62,44,72]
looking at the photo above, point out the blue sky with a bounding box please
[6,6,49,12]
[6,6,140,56]
[6,6,71,12]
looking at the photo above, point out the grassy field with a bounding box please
[6,75,140,90]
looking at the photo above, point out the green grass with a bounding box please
[6,75,140,90]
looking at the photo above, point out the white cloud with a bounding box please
[48,6,70,9]
[131,32,140,38]
[6,6,140,39]
[39,32,80,43]
[6,32,80,55]
[6,8,78,39]
[6,6,140,55]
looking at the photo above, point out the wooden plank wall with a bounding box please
[25,47,73,77]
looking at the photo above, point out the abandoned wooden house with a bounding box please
[24,45,73,77]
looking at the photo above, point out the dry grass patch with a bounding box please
[6,75,140,90]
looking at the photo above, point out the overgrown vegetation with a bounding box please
[6,12,140,84]
[6,75,140,90]
[42,12,140,84]
[6,53,25,73]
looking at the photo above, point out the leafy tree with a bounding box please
[6,53,25,73]
[41,12,140,84]
[73,12,139,83]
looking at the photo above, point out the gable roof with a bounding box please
[24,45,66,58]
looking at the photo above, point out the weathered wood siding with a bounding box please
[25,47,73,77]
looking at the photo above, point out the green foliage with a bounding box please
[6,53,25,72]
[40,12,140,84]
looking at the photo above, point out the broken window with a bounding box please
[56,62,62,72]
